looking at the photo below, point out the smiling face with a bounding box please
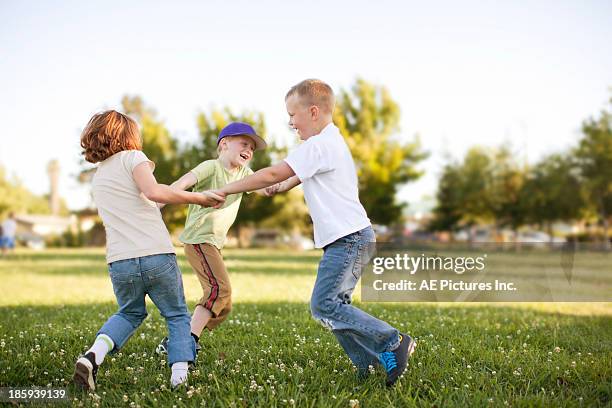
[286,93,319,141]
[219,135,255,167]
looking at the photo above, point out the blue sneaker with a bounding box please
[378,333,416,386]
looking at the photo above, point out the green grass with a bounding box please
[0,248,611,407]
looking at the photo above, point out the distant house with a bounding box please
[15,214,77,248]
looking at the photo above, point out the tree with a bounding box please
[488,146,527,235]
[0,166,51,217]
[334,78,427,226]
[429,147,496,241]
[521,153,585,240]
[428,161,463,232]
[575,94,612,249]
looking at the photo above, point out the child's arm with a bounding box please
[133,162,223,207]
[217,162,296,197]
[157,172,198,208]
[171,172,198,191]
[263,176,301,196]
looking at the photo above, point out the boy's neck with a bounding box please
[315,118,333,134]
[218,155,239,172]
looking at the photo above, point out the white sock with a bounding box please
[87,334,114,365]
[171,362,188,387]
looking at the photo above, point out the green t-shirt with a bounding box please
[179,159,253,248]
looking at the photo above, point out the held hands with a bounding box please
[264,183,282,197]
[200,191,226,208]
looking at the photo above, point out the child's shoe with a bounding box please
[156,336,201,355]
[378,333,416,387]
[73,352,98,391]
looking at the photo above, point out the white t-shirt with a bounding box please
[284,123,370,248]
[92,150,175,263]
[1,219,17,237]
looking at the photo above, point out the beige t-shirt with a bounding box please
[92,150,175,263]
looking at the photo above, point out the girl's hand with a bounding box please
[200,191,225,208]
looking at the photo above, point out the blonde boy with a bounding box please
[216,80,416,386]
[156,122,267,358]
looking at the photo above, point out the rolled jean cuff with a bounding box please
[97,314,136,353]
[384,331,401,352]
[168,338,196,366]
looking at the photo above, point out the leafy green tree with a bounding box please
[575,94,612,249]
[521,153,585,239]
[0,166,51,217]
[428,161,463,232]
[334,78,427,226]
[488,146,527,234]
[261,188,312,236]
[430,147,496,241]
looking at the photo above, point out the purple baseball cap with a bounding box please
[217,122,267,151]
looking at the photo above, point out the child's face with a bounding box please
[220,136,255,167]
[286,94,317,140]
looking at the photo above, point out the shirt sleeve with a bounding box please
[190,160,216,183]
[284,139,333,181]
[130,150,155,172]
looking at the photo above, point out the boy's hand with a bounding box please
[211,189,227,199]
[264,183,282,197]
[200,191,225,208]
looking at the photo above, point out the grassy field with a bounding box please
[0,248,611,407]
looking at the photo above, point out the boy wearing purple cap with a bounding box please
[155,122,268,359]
[215,80,416,387]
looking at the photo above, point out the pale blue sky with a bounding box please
[1,0,611,211]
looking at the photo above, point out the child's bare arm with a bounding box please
[218,162,295,197]
[171,172,198,191]
[133,163,223,208]
[157,172,198,208]
[263,176,301,196]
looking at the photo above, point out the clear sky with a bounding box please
[1,0,611,211]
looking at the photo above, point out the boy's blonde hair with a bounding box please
[80,110,142,163]
[285,79,335,114]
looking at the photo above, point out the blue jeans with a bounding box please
[0,236,15,249]
[311,226,400,373]
[98,253,195,365]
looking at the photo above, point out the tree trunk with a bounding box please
[603,215,611,251]
[468,225,475,249]
[513,228,520,253]
[547,221,554,250]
